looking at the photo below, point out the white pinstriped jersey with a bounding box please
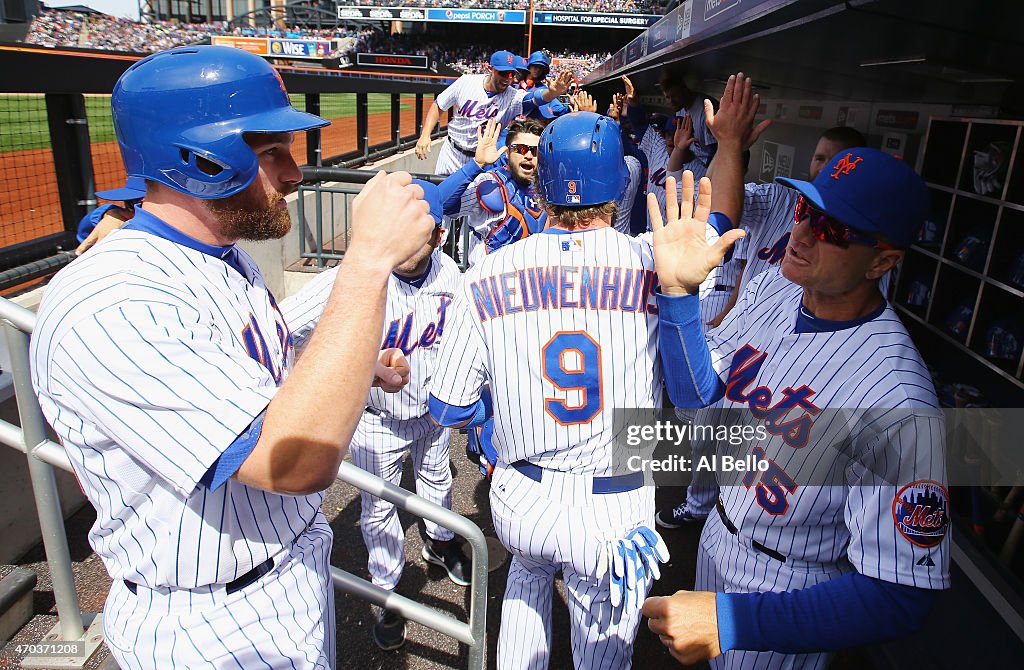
[613,155,644,235]
[281,252,460,419]
[674,97,716,181]
[31,228,321,589]
[705,269,950,587]
[639,126,671,226]
[431,228,663,474]
[436,74,527,151]
[735,183,799,291]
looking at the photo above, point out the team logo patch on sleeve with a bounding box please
[892,480,950,548]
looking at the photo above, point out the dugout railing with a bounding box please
[297,166,474,270]
[0,297,489,669]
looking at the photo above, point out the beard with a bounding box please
[208,183,292,242]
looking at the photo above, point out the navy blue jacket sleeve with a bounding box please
[657,293,724,408]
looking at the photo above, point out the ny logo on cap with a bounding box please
[830,153,864,180]
[507,55,514,64]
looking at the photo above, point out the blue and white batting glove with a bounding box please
[627,526,670,582]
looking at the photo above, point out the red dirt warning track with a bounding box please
[0,100,425,249]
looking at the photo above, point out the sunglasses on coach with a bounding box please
[794,196,896,250]
[508,143,539,156]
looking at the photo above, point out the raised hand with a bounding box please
[474,119,503,167]
[571,90,597,113]
[621,75,637,106]
[607,92,624,120]
[650,172,745,296]
[550,71,575,97]
[674,114,696,152]
[705,72,772,151]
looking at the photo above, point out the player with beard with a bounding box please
[30,46,434,669]
[457,117,547,266]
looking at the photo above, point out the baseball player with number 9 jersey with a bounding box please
[427,112,739,670]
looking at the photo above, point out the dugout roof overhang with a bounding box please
[0,44,451,95]
[585,0,1024,112]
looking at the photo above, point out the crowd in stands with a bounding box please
[23,6,609,78]
[331,0,662,13]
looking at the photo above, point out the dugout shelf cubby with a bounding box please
[895,117,1024,392]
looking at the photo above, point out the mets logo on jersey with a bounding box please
[892,480,949,548]
[830,153,864,179]
[565,180,581,204]
[724,344,821,448]
[757,232,790,265]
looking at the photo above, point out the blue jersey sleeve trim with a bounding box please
[200,409,266,491]
[657,293,724,408]
[717,572,936,655]
[428,394,489,428]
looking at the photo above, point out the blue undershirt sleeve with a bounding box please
[707,212,736,263]
[439,161,485,215]
[717,572,936,655]
[657,293,724,408]
[626,103,649,137]
[428,394,489,428]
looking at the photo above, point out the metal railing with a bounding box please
[297,165,474,271]
[0,296,488,669]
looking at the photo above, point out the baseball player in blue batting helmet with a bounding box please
[538,111,629,207]
[32,44,436,670]
[430,108,706,668]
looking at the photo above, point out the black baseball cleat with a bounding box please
[372,606,406,651]
[421,537,472,587]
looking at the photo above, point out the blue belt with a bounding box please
[511,460,644,494]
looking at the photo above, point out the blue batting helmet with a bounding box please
[111,46,329,199]
[527,51,550,69]
[537,112,628,207]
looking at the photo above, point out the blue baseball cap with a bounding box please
[489,51,518,72]
[529,98,570,120]
[413,179,443,226]
[527,51,550,69]
[96,175,146,202]
[649,114,676,134]
[776,148,928,249]
[513,55,528,74]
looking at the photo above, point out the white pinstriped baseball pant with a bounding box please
[350,411,455,591]
[490,461,657,670]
